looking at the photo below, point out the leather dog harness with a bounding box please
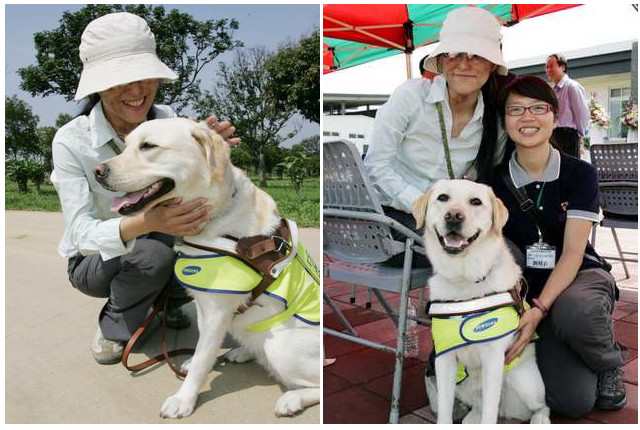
[175,219,320,331]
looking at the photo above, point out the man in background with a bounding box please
[546,53,590,157]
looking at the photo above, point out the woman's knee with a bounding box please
[123,238,176,281]
[547,386,596,419]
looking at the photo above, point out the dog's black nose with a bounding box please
[94,163,110,180]
[445,210,465,227]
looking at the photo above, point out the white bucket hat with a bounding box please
[422,7,508,76]
[74,12,178,100]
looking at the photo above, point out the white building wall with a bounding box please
[322,115,374,154]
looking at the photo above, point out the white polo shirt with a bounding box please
[364,75,506,213]
[51,102,175,260]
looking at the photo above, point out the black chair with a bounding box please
[589,143,638,279]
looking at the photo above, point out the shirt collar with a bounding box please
[89,102,123,150]
[555,74,569,89]
[425,74,485,121]
[509,146,561,187]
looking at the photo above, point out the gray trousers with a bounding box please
[535,268,627,418]
[67,233,190,342]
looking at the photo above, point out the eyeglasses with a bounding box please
[443,52,488,64]
[505,104,553,116]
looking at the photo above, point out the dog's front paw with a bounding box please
[225,346,253,363]
[159,394,197,419]
[530,407,551,424]
[275,391,304,417]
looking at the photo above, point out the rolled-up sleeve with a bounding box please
[364,83,424,213]
[51,139,134,260]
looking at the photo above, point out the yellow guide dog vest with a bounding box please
[174,220,320,332]
[430,300,538,384]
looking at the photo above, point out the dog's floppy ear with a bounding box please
[192,123,230,182]
[412,184,435,229]
[490,188,509,233]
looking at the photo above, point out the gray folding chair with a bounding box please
[323,139,432,423]
[589,143,638,279]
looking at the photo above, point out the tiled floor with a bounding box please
[323,258,638,424]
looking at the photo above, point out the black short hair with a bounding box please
[498,75,559,119]
[547,53,568,72]
[497,75,560,166]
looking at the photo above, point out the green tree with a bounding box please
[278,152,308,199]
[197,47,299,187]
[18,4,242,114]
[56,113,73,128]
[291,135,320,178]
[36,126,57,170]
[6,159,48,194]
[5,96,40,160]
[266,30,320,123]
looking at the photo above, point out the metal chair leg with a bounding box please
[349,284,356,303]
[611,228,630,279]
[323,291,358,336]
[389,238,414,424]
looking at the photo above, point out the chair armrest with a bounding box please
[323,208,426,246]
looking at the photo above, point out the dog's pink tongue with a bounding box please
[444,234,467,249]
[110,190,146,213]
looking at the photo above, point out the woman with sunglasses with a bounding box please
[488,75,627,419]
[364,7,512,266]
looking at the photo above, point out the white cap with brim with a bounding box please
[74,12,178,101]
[422,7,508,76]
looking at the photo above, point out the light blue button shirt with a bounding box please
[364,75,506,214]
[51,102,176,260]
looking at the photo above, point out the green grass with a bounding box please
[251,176,319,228]
[5,181,62,212]
[5,176,320,227]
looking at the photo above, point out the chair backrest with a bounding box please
[323,140,404,263]
[590,143,638,182]
[590,143,638,217]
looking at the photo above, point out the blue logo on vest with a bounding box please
[474,317,498,333]
[182,266,201,276]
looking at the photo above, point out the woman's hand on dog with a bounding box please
[504,307,544,364]
[204,115,241,146]
[143,197,212,237]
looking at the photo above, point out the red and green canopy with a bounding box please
[323,4,581,76]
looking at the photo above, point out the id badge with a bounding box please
[526,242,556,269]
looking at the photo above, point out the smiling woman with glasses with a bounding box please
[487,75,628,419]
[363,7,515,271]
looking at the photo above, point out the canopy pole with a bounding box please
[405,52,412,79]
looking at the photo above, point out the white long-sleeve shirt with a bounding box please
[364,75,506,213]
[51,102,175,260]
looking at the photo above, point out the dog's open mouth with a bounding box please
[436,230,481,255]
[111,178,175,215]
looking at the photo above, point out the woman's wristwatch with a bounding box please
[531,298,549,318]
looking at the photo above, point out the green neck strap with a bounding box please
[435,101,455,180]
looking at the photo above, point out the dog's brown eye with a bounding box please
[140,142,157,150]
[437,194,449,202]
[470,198,482,206]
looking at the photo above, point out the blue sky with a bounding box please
[5,4,320,145]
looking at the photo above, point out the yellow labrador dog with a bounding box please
[94,118,320,419]
[413,179,549,424]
